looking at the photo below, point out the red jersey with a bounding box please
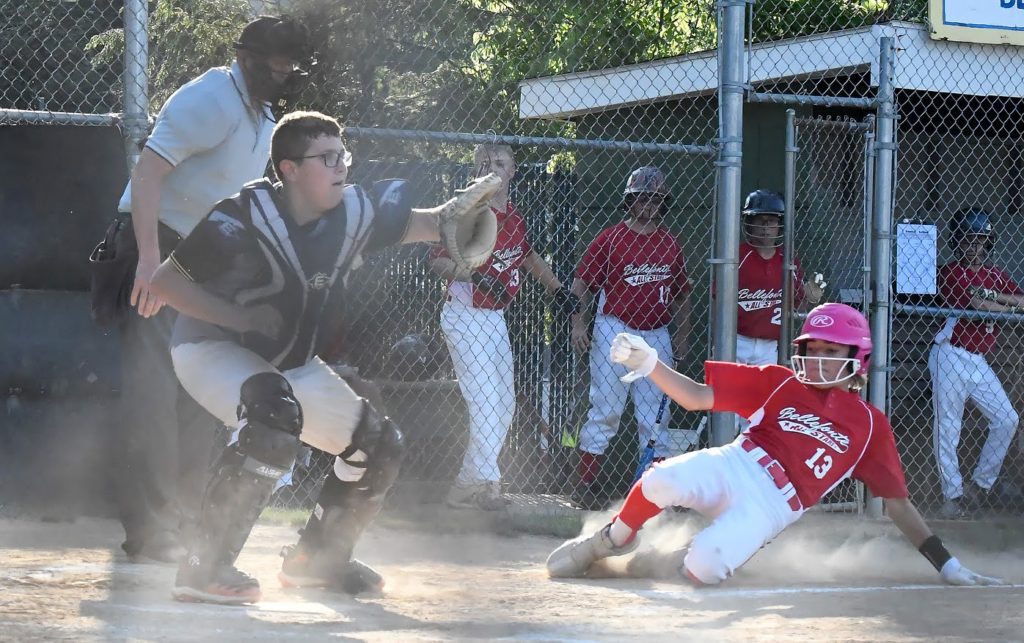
[576,222,689,330]
[937,261,1021,355]
[706,361,909,508]
[736,242,805,340]
[432,203,531,310]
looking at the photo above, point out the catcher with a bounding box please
[149,110,500,604]
[547,303,1003,588]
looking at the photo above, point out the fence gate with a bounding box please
[782,114,876,512]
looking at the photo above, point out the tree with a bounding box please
[87,0,251,109]
[0,0,122,113]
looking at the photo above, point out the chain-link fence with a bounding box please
[255,0,725,512]
[5,0,1024,522]
[748,0,1024,520]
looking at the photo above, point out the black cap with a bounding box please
[236,15,312,63]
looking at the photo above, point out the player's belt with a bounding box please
[741,439,803,513]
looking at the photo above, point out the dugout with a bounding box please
[519,20,1024,507]
[0,123,127,517]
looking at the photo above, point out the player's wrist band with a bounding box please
[918,535,953,572]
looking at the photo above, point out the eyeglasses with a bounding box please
[293,149,352,168]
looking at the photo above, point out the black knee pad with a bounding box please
[236,372,304,477]
[238,372,304,436]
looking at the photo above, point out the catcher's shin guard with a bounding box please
[174,374,303,604]
[279,402,403,593]
[545,524,639,578]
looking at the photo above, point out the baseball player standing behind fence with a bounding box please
[148,111,502,604]
[429,144,580,511]
[929,208,1022,519]
[734,190,824,366]
[547,303,1002,588]
[729,189,824,435]
[568,166,691,510]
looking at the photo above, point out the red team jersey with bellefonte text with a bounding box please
[938,261,1021,355]
[736,242,804,340]
[576,222,689,330]
[431,203,531,310]
[705,361,908,508]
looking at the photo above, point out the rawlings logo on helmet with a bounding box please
[809,314,834,328]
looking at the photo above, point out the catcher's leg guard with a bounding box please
[280,400,403,594]
[545,523,639,578]
[173,373,303,605]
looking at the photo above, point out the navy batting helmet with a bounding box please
[742,189,785,246]
[949,208,995,251]
[742,189,785,216]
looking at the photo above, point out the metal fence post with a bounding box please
[710,0,746,447]
[122,0,149,171]
[778,109,798,364]
[867,36,896,519]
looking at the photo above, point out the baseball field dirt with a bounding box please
[1,508,1022,641]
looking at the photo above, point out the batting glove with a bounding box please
[939,558,1004,586]
[552,287,581,317]
[970,286,999,302]
[472,272,509,303]
[610,333,658,383]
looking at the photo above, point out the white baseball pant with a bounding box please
[928,341,1019,499]
[640,437,804,584]
[171,341,367,481]
[579,314,673,458]
[440,300,516,484]
[734,334,780,436]
[737,334,779,367]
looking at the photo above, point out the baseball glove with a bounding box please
[438,173,502,280]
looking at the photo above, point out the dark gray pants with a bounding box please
[116,306,219,555]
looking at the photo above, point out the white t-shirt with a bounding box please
[117,61,275,237]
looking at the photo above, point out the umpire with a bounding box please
[114,15,312,562]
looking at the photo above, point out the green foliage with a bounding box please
[752,0,928,41]
[0,0,122,112]
[15,0,930,152]
[88,0,250,109]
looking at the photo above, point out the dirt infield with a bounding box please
[1,511,1022,642]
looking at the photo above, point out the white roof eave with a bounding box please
[518,21,1024,120]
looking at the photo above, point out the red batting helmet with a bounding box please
[623,166,672,205]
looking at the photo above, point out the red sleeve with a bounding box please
[997,268,1022,295]
[940,263,971,309]
[429,243,449,260]
[704,361,792,418]
[576,231,610,292]
[674,246,690,295]
[851,408,909,499]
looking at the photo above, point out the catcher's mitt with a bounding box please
[439,173,502,280]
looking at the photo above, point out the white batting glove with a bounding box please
[939,558,1004,586]
[610,333,658,383]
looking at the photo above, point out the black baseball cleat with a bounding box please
[172,557,261,605]
[278,544,384,594]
